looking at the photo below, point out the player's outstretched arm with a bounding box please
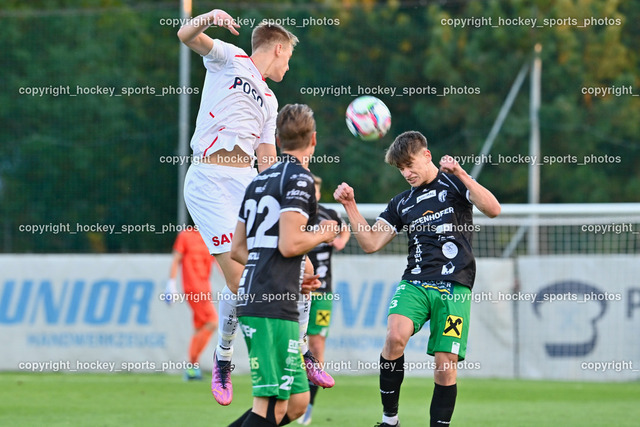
[168,250,183,281]
[177,9,240,56]
[279,212,338,258]
[230,220,249,266]
[439,155,501,218]
[334,183,395,253]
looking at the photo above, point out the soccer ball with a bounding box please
[345,96,392,140]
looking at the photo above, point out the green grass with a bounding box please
[1,373,639,426]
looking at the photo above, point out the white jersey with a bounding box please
[190,40,278,160]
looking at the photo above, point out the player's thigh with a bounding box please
[183,164,255,255]
[252,396,289,423]
[214,252,244,293]
[388,281,432,335]
[183,166,236,251]
[433,351,459,385]
[383,314,415,358]
[427,283,471,360]
[239,316,307,400]
[287,391,310,420]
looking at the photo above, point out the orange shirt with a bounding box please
[174,230,216,292]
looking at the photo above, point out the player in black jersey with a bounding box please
[334,131,500,427]
[298,175,350,425]
[229,104,339,427]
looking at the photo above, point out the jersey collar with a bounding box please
[280,153,302,165]
[247,55,267,82]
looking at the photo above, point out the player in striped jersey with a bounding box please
[335,131,500,427]
[229,104,339,426]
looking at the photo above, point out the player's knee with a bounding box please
[434,352,458,368]
[226,280,240,294]
[288,405,306,421]
[264,396,289,424]
[434,352,458,385]
[273,404,291,424]
[434,369,457,386]
[287,396,309,420]
[385,329,410,353]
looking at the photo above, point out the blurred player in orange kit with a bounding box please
[166,228,220,380]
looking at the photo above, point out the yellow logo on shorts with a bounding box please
[316,310,331,327]
[443,315,463,338]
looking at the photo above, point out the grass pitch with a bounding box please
[1,373,639,426]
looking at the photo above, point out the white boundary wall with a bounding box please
[1,254,638,380]
[517,255,640,381]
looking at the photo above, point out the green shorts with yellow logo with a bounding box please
[307,292,333,337]
[238,316,309,399]
[388,280,471,360]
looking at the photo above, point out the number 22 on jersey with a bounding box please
[244,195,280,249]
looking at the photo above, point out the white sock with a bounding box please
[298,293,310,355]
[382,414,399,426]
[216,285,237,361]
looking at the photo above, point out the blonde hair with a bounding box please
[251,22,298,53]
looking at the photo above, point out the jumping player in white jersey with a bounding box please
[177,9,332,406]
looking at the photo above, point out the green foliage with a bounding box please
[1,3,180,252]
[1,1,638,252]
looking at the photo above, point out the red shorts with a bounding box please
[186,291,218,329]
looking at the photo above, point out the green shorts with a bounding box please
[388,280,471,361]
[307,292,333,337]
[238,316,309,399]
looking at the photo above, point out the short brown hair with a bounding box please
[384,131,428,167]
[276,104,316,151]
[251,22,299,53]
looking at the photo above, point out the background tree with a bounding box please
[1,0,638,252]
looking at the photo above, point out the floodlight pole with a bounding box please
[177,0,192,227]
[470,62,529,179]
[528,44,542,255]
